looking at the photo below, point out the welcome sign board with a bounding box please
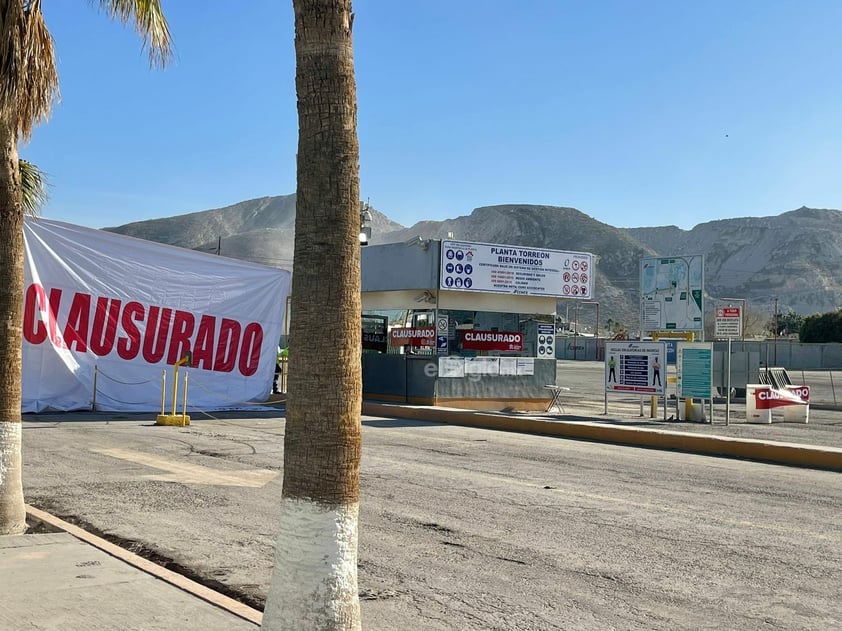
[439,240,594,299]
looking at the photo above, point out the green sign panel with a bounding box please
[677,342,712,399]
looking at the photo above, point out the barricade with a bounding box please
[746,383,810,424]
[782,385,810,423]
[746,384,772,423]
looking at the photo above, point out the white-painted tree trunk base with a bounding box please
[262,496,361,631]
[0,421,26,535]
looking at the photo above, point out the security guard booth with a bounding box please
[361,239,595,411]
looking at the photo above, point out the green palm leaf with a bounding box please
[19,158,46,215]
[93,0,173,68]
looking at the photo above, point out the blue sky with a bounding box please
[21,0,842,230]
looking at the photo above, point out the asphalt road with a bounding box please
[21,409,842,631]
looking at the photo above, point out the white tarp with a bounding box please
[22,218,290,413]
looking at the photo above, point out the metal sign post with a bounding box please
[715,305,743,425]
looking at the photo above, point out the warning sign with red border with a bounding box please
[714,306,742,339]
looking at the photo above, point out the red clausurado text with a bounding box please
[22,284,264,377]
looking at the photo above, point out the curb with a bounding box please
[25,505,263,627]
[362,402,842,472]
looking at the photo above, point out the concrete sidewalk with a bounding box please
[1,508,261,631]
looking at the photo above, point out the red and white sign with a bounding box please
[389,327,435,346]
[459,330,524,352]
[715,305,742,339]
[754,385,810,409]
[22,218,290,413]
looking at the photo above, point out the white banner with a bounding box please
[22,218,290,413]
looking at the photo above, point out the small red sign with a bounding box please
[389,327,435,347]
[459,330,524,352]
[611,385,658,393]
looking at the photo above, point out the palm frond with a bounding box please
[19,158,48,216]
[0,0,26,110]
[95,0,173,67]
[0,0,60,140]
[18,0,59,138]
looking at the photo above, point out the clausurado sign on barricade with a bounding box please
[22,219,290,412]
[746,384,810,423]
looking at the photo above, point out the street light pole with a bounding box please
[359,200,373,245]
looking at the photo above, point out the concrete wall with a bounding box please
[556,337,602,361]
[712,351,760,389]
[556,338,842,371]
[362,354,436,404]
[711,340,842,371]
[362,353,557,410]
[361,241,439,292]
[434,358,556,405]
[362,353,407,400]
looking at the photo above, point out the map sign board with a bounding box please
[640,255,704,332]
[605,341,666,396]
[714,306,742,339]
[440,240,593,299]
[677,342,713,399]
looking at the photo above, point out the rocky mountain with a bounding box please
[104,197,842,330]
[625,207,842,317]
[106,194,402,269]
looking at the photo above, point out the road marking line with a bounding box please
[92,448,278,488]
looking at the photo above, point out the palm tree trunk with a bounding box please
[261,1,362,629]
[0,117,26,536]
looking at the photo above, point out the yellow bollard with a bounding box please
[170,364,180,417]
[159,370,166,417]
[157,355,191,426]
[181,372,189,426]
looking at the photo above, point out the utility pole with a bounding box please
[582,300,600,359]
[773,297,779,365]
